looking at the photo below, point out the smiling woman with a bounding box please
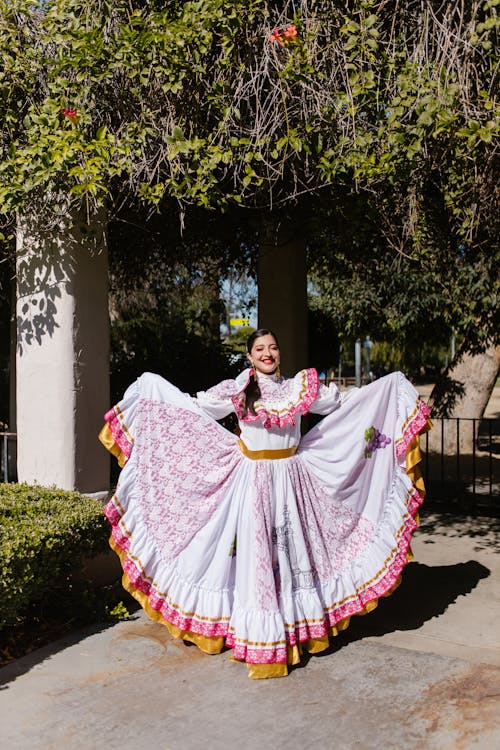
[99,327,431,679]
[247,329,280,375]
[242,328,281,418]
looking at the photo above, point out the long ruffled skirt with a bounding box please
[99,372,430,678]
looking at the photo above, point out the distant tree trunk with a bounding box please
[258,215,308,376]
[429,344,500,454]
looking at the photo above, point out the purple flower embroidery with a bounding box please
[364,426,391,458]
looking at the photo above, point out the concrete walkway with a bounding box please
[1,511,500,750]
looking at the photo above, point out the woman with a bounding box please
[99,328,430,679]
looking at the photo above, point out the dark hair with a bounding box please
[243,329,279,416]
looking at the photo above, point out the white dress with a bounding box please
[100,368,430,679]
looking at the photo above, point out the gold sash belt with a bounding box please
[238,439,298,460]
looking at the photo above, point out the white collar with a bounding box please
[255,370,280,382]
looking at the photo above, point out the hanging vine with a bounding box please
[0,0,497,251]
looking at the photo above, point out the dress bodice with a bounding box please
[195,368,342,450]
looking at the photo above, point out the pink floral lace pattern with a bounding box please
[105,508,230,637]
[105,480,423,663]
[231,643,288,664]
[203,370,251,400]
[289,457,377,581]
[252,462,280,611]
[204,368,320,429]
[104,406,133,462]
[134,400,242,561]
[325,485,424,628]
[101,370,429,667]
[293,622,328,643]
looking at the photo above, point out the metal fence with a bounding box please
[421,417,499,512]
[1,432,17,483]
[2,417,499,510]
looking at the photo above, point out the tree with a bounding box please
[1,1,496,220]
[107,204,257,399]
[0,0,498,406]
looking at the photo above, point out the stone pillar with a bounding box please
[9,280,16,433]
[9,279,17,480]
[258,217,308,375]
[16,208,109,494]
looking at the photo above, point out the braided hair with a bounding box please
[243,328,279,416]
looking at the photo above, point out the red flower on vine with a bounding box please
[269,24,297,46]
[61,108,79,124]
[269,28,284,45]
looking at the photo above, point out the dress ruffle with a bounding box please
[200,367,320,429]
[232,368,319,428]
[395,397,431,459]
[100,371,430,679]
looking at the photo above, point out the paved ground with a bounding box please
[1,510,500,750]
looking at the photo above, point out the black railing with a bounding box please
[422,417,499,512]
[0,432,17,483]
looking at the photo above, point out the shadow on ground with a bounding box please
[295,558,490,669]
[1,513,495,686]
[0,601,141,689]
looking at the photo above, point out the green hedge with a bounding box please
[0,483,110,630]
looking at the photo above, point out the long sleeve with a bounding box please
[309,381,342,416]
[194,369,252,420]
[194,389,236,420]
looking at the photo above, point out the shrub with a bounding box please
[0,483,110,630]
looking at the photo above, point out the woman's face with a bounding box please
[247,334,280,375]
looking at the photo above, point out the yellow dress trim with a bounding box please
[99,423,126,468]
[105,412,430,679]
[405,418,432,500]
[108,495,417,679]
[246,663,289,679]
[109,537,225,655]
[238,439,298,460]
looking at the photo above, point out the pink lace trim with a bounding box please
[104,406,133,462]
[204,371,251,400]
[104,483,423,664]
[395,398,430,460]
[232,368,319,429]
[231,643,288,665]
[104,499,230,639]
[325,485,424,628]
[229,485,424,661]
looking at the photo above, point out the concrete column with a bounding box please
[8,279,17,480]
[9,280,16,433]
[16,208,109,494]
[257,217,308,375]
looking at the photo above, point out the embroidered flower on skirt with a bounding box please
[364,426,391,458]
